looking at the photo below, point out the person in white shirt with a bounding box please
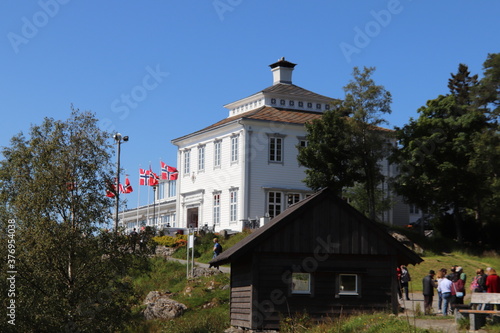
[438,273,453,316]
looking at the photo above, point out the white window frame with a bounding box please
[158,182,167,200]
[183,149,191,175]
[229,189,238,223]
[338,274,359,296]
[297,136,308,149]
[287,193,301,208]
[214,140,221,168]
[231,135,239,163]
[213,192,221,226]
[268,191,282,219]
[198,145,205,171]
[168,180,176,197]
[291,273,311,294]
[269,136,283,162]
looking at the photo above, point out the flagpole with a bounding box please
[136,166,141,229]
[146,185,150,228]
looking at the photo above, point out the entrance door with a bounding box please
[187,207,199,229]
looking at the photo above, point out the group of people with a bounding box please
[421,265,500,316]
[129,227,152,253]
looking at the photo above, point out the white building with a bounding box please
[121,58,417,233]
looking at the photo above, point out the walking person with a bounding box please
[130,228,139,253]
[438,273,453,316]
[450,273,465,310]
[208,237,222,269]
[485,268,500,310]
[457,266,466,285]
[400,265,411,300]
[422,270,437,315]
[470,269,486,293]
[396,266,402,299]
[436,268,447,312]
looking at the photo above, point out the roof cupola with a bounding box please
[269,57,296,85]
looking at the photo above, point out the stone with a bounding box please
[143,291,187,320]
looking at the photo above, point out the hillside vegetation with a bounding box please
[127,229,500,332]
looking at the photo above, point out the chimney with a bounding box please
[269,57,296,85]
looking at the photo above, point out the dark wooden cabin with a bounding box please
[210,188,423,331]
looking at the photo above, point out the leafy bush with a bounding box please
[152,234,187,247]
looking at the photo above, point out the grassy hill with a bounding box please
[125,229,500,332]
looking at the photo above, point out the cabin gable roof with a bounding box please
[210,188,423,266]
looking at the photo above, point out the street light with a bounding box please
[114,133,129,234]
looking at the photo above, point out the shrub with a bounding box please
[152,234,187,247]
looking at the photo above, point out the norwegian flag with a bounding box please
[139,168,150,186]
[122,176,133,193]
[106,180,118,197]
[149,166,159,186]
[161,161,178,180]
[149,172,159,186]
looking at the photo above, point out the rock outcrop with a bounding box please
[143,291,187,320]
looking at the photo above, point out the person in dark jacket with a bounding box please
[423,270,437,314]
[400,265,412,300]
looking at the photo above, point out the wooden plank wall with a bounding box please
[256,199,395,258]
[230,259,253,328]
[253,253,394,330]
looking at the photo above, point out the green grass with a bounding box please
[172,229,252,263]
[402,250,500,293]
[124,256,231,332]
[280,312,442,333]
[125,229,500,332]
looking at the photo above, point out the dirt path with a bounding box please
[402,292,489,332]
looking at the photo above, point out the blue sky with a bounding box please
[1,1,499,209]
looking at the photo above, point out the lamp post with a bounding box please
[113,133,129,234]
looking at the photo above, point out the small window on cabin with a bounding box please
[338,274,358,295]
[291,273,311,294]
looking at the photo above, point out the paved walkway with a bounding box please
[401,292,489,333]
[166,256,230,273]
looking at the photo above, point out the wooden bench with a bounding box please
[455,293,500,331]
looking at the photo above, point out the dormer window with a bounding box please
[325,104,330,110]
[289,100,294,106]
[280,99,286,106]
[298,101,303,107]
[271,98,276,105]
[316,103,321,110]
[307,102,312,108]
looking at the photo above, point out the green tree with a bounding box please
[392,62,499,244]
[477,53,500,114]
[0,109,143,332]
[297,107,362,195]
[342,67,392,220]
[298,67,392,220]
